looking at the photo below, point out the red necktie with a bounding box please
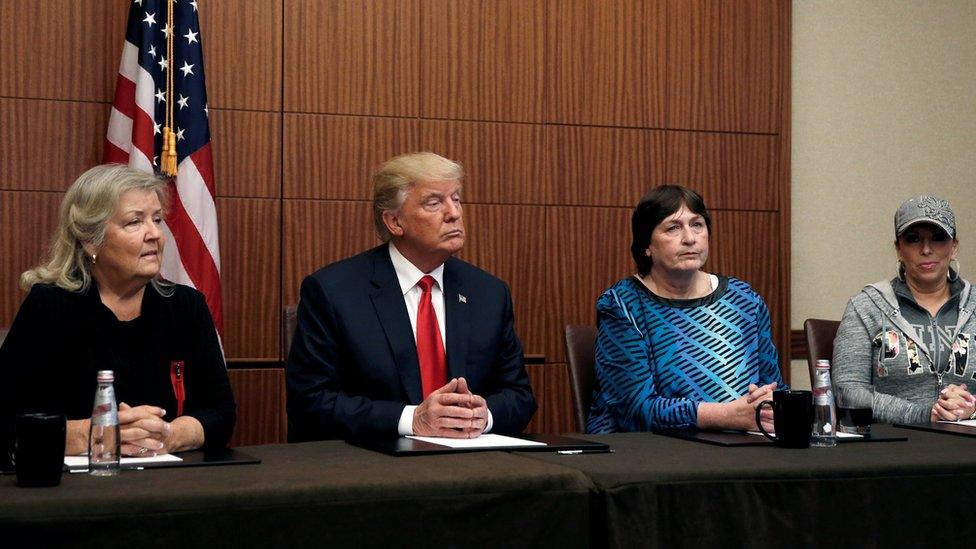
[416,275,447,398]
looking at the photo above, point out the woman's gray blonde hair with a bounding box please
[372,152,464,241]
[21,164,172,295]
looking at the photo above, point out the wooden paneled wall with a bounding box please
[1,0,790,440]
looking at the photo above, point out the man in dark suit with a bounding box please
[287,152,537,441]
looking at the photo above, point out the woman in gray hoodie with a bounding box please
[833,195,976,424]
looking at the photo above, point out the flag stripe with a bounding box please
[175,153,221,268]
[106,107,134,157]
[118,40,140,83]
[165,179,223,330]
[130,103,156,166]
[160,223,193,288]
[191,142,216,197]
[112,76,137,121]
[104,140,130,164]
[134,65,156,121]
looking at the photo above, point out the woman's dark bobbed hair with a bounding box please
[631,185,712,276]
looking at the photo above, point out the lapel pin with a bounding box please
[459,294,467,304]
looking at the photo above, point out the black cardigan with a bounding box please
[0,282,236,460]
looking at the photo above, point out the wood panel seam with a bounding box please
[277,109,783,136]
[0,96,111,106]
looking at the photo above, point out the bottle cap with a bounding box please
[815,359,830,370]
[96,370,115,382]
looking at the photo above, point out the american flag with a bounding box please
[104,0,223,334]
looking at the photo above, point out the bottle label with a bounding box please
[91,386,118,426]
[813,369,833,405]
[92,408,118,426]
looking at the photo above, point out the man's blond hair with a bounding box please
[371,152,464,241]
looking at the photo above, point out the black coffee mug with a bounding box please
[14,413,66,487]
[755,390,814,449]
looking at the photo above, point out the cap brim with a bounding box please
[896,218,954,238]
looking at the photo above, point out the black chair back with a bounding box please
[804,318,841,383]
[564,325,597,432]
[282,305,298,360]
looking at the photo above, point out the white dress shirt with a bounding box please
[389,243,447,346]
[388,243,492,435]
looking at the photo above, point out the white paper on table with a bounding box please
[406,433,546,449]
[746,431,863,439]
[64,453,183,470]
[938,419,976,427]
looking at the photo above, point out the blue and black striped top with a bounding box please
[586,276,785,433]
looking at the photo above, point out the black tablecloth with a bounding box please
[5,427,976,548]
[0,441,594,548]
[518,425,976,548]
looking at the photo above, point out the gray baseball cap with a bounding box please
[894,195,956,239]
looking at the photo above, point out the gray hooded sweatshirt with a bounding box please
[832,277,975,424]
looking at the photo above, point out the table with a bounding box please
[0,441,594,548]
[518,425,976,548]
[5,427,976,548]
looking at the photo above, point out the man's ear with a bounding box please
[382,210,404,237]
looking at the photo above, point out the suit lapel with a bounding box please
[444,260,469,380]
[369,247,424,404]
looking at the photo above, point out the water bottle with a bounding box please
[89,370,121,476]
[811,359,837,447]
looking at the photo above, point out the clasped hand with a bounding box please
[698,382,776,432]
[739,382,778,432]
[412,377,489,438]
[119,402,170,457]
[698,382,777,432]
[931,383,976,422]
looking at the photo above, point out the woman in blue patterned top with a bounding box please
[587,185,787,433]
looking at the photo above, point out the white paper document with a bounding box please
[406,433,546,449]
[64,453,183,470]
[938,419,976,427]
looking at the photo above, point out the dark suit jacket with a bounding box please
[286,245,537,441]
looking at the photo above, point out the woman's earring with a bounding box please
[949,258,961,282]
[91,253,97,265]
[896,260,906,282]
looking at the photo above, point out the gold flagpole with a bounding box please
[161,0,177,176]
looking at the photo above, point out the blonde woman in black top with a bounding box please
[1,165,235,463]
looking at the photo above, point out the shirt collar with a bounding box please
[388,242,445,296]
